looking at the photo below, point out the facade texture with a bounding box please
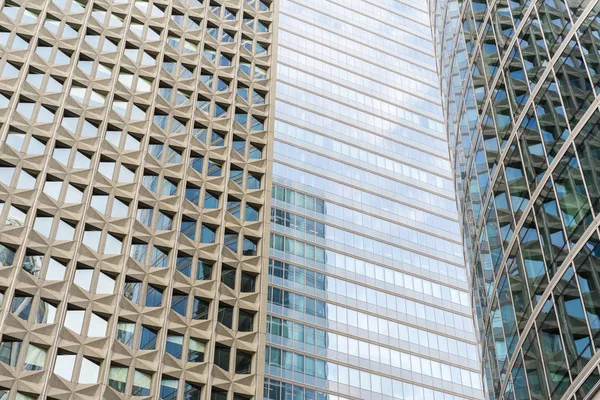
[430,0,600,399]
[264,0,482,399]
[0,0,275,399]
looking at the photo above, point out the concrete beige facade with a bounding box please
[0,0,276,399]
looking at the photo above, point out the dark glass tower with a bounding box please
[431,0,600,399]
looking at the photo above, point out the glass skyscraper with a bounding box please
[265,0,481,399]
[431,0,600,399]
[0,0,481,399]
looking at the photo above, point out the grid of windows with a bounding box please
[0,0,273,398]
[268,1,481,400]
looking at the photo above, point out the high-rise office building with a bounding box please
[264,1,481,400]
[430,0,600,399]
[0,0,481,399]
[0,0,275,398]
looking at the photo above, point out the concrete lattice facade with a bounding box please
[431,0,600,399]
[0,0,275,399]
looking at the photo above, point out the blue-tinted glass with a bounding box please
[146,286,163,307]
[185,186,200,204]
[171,294,187,316]
[140,326,158,350]
[204,192,219,208]
[245,204,259,221]
[247,174,260,189]
[201,225,216,243]
[165,336,183,359]
[197,261,212,280]
[176,257,192,277]
[181,220,196,240]
[160,378,178,399]
[10,296,32,320]
[243,237,257,256]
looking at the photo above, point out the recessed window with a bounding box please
[88,313,108,337]
[108,364,128,393]
[221,266,236,289]
[230,168,243,186]
[79,357,100,384]
[211,131,225,146]
[249,143,262,159]
[165,334,183,359]
[245,204,259,221]
[192,298,209,320]
[124,281,141,303]
[207,160,222,177]
[180,219,196,240]
[0,243,15,266]
[238,310,254,332]
[204,192,219,208]
[156,212,173,230]
[171,292,187,316]
[197,260,212,280]
[185,185,200,205]
[145,285,163,307]
[240,272,256,292]
[214,345,230,371]
[116,321,135,347]
[130,243,148,264]
[33,216,54,237]
[104,234,123,255]
[133,370,152,396]
[10,295,33,320]
[0,338,21,367]
[151,246,168,268]
[96,272,115,294]
[189,156,203,173]
[82,230,101,252]
[224,232,238,253]
[22,253,42,276]
[45,258,66,280]
[176,256,192,277]
[73,268,93,291]
[36,300,57,324]
[235,350,252,374]
[200,225,216,243]
[54,353,76,380]
[160,376,178,399]
[242,237,258,256]
[23,344,46,371]
[217,303,233,329]
[184,382,201,400]
[64,309,85,334]
[161,178,177,196]
[188,339,205,363]
[139,326,158,350]
[212,390,227,400]
[247,174,261,189]
[227,199,241,218]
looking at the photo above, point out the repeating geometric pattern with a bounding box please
[264,1,481,400]
[431,0,600,399]
[0,0,274,398]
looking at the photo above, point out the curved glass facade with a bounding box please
[430,0,600,399]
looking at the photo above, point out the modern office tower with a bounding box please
[264,0,482,399]
[430,0,600,399]
[0,0,275,399]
